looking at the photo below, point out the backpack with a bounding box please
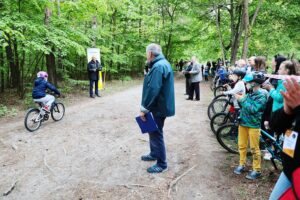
[279,168,300,200]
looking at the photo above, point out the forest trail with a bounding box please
[0,81,233,200]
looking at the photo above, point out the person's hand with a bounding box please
[264,121,270,130]
[281,77,300,115]
[140,112,146,122]
[235,93,244,101]
[262,83,273,91]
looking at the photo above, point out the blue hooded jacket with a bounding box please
[141,54,175,117]
[32,77,60,99]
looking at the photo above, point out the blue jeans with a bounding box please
[149,116,167,169]
[89,80,99,96]
[269,172,291,200]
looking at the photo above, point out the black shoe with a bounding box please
[186,98,193,100]
[90,95,95,98]
[195,99,200,101]
[95,94,101,97]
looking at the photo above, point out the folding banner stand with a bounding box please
[87,48,104,90]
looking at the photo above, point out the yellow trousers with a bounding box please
[238,125,261,172]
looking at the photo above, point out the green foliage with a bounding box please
[0,104,17,118]
[0,0,299,99]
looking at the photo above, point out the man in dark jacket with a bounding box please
[87,56,102,98]
[140,43,175,173]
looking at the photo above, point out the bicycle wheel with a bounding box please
[51,102,65,121]
[216,123,239,154]
[210,112,233,135]
[207,98,228,120]
[24,108,42,132]
[213,94,226,101]
[214,86,227,97]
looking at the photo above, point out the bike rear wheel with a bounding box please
[51,102,65,121]
[216,123,239,154]
[210,112,233,135]
[24,108,42,132]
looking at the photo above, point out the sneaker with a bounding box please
[147,164,168,173]
[233,165,245,175]
[42,105,50,112]
[246,170,261,180]
[141,154,157,161]
[263,152,272,161]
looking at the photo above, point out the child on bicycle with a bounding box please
[234,71,268,180]
[32,71,61,112]
[223,69,246,109]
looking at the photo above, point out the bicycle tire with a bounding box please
[51,102,65,121]
[207,99,229,120]
[213,94,226,101]
[24,108,42,132]
[214,85,227,97]
[216,123,239,154]
[210,112,233,135]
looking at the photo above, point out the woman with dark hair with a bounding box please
[254,56,266,72]
[272,55,287,74]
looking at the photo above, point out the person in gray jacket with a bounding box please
[187,56,202,101]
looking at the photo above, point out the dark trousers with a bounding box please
[185,78,190,94]
[189,82,200,100]
[89,79,99,96]
[149,116,167,168]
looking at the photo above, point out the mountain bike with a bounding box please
[216,122,283,169]
[24,96,65,132]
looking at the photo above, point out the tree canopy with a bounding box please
[0,0,299,97]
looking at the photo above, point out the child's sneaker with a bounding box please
[233,165,245,175]
[42,105,50,113]
[246,170,261,180]
[263,152,272,161]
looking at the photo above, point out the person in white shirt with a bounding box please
[223,69,246,108]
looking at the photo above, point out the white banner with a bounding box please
[87,48,101,63]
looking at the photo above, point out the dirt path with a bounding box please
[0,81,233,200]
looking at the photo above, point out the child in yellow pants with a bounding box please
[234,72,267,180]
[238,126,261,172]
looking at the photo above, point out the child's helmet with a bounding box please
[243,71,265,84]
[37,71,48,78]
[232,69,246,79]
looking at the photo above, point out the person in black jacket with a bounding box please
[32,71,60,112]
[269,77,300,200]
[87,56,102,98]
[182,62,192,95]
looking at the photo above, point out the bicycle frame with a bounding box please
[260,129,283,170]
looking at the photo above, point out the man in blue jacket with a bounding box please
[140,43,175,173]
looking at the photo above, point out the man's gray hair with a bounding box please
[146,43,162,56]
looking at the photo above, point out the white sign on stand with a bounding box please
[87,48,101,63]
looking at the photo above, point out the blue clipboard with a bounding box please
[135,112,159,134]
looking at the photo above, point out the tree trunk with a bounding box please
[215,5,227,65]
[56,0,61,16]
[0,49,4,93]
[5,36,20,89]
[13,39,21,94]
[242,0,263,59]
[44,7,57,85]
[241,0,250,60]
[230,5,243,64]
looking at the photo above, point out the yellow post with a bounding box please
[98,71,103,90]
